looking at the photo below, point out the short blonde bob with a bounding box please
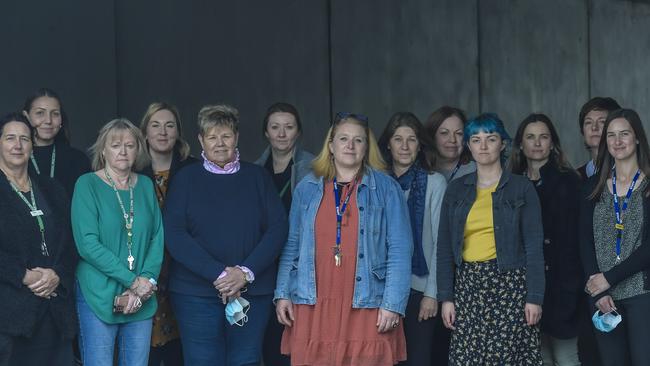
[197,104,239,136]
[140,102,191,161]
[312,116,386,180]
[90,118,150,171]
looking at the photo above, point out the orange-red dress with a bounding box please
[281,181,406,366]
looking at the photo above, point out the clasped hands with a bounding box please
[214,266,247,304]
[119,276,157,315]
[585,273,610,297]
[23,267,59,299]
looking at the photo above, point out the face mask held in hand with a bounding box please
[225,297,250,326]
[592,309,622,332]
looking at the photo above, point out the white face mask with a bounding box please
[225,297,250,326]
[592,309,622,332]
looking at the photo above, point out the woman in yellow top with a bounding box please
[437,113,545,365]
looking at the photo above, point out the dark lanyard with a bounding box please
[333,177,357,267]
[612,167,641,262]
[447,162,461,182]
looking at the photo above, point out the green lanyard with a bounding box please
[30,144,56,178]
[10,178,49,256]
[104,169,135,271]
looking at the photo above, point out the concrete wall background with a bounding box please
[1,0,649,166]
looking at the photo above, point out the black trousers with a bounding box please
[578,296,603,366]
[398,290,437,366]
[0,312,73,366]
[262,303,290,366]
[594,292,650,366]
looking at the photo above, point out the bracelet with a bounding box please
[236,265,255,284]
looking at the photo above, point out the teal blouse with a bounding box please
[72,172,163,324]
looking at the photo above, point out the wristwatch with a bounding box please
[236,265,255,284]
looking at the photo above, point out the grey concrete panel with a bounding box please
[330,0,479,135]
[114,0,331,161]
[0,1,118,151]
[590,0,650,133]
[479,0,589,166]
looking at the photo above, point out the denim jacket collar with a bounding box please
[303,167,378,190]
[461,168,512,190]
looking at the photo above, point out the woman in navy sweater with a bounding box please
[163,104,288,366]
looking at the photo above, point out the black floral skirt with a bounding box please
[449,260,542,366]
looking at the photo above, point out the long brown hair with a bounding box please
[590,109,650,200]
[509,113,573,174]
[423,106,469,169]
[378,111,433,172]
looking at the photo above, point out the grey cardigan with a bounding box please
[406,173,447,298]
[254,146,315,192]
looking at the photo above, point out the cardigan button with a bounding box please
[360,229,364,235]
[359,253,364,259]
[544,238,551,245]
[356,276,362,281]
[545,265,550,271]
[359,206,364,211]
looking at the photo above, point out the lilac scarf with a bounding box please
[202,149,240,174]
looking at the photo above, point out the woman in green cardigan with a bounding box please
[71,118,164,366]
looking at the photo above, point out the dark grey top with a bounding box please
[594,179,650,300]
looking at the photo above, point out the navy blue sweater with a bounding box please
[163,161,288,297]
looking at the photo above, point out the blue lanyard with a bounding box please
[612,167,641,262]
[333,178,356,267]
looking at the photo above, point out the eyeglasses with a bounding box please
[333,112,369,126]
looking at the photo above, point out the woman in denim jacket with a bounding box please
[437,113,545,365]
[275,112,413,365]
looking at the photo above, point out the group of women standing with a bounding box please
[0,87,649,366]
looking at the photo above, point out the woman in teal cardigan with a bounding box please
[72,118,163,366]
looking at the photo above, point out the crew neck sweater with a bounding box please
[164,161,288,297]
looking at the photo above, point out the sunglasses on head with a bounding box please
[333,112,369,126]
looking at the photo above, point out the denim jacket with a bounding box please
[437,170,545,305]
[274,168,413,315]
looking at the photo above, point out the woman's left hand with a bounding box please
[418,296,438,322]
[376,308,401,333]
[586,273,610,297]
[214,267,247,303]
[28,267,60,298]
[524,303,542,326]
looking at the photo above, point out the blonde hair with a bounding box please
[312,117,386,180]
[90,118,150,171]
[140,102,191,160]
[197,104,239,136]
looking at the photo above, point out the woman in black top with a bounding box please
[254,102,314,366]
[22,88,91,197]
[139,102,197,366]
[510,113,582,365]
[0,113,78,365]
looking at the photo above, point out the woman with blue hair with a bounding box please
[437,113,545,365]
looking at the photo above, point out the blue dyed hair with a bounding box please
[464,113,511,160]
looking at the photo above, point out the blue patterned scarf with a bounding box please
[392,163,428,276]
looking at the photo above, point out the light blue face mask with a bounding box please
[225,297,250,326]
[592,309,622,332]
